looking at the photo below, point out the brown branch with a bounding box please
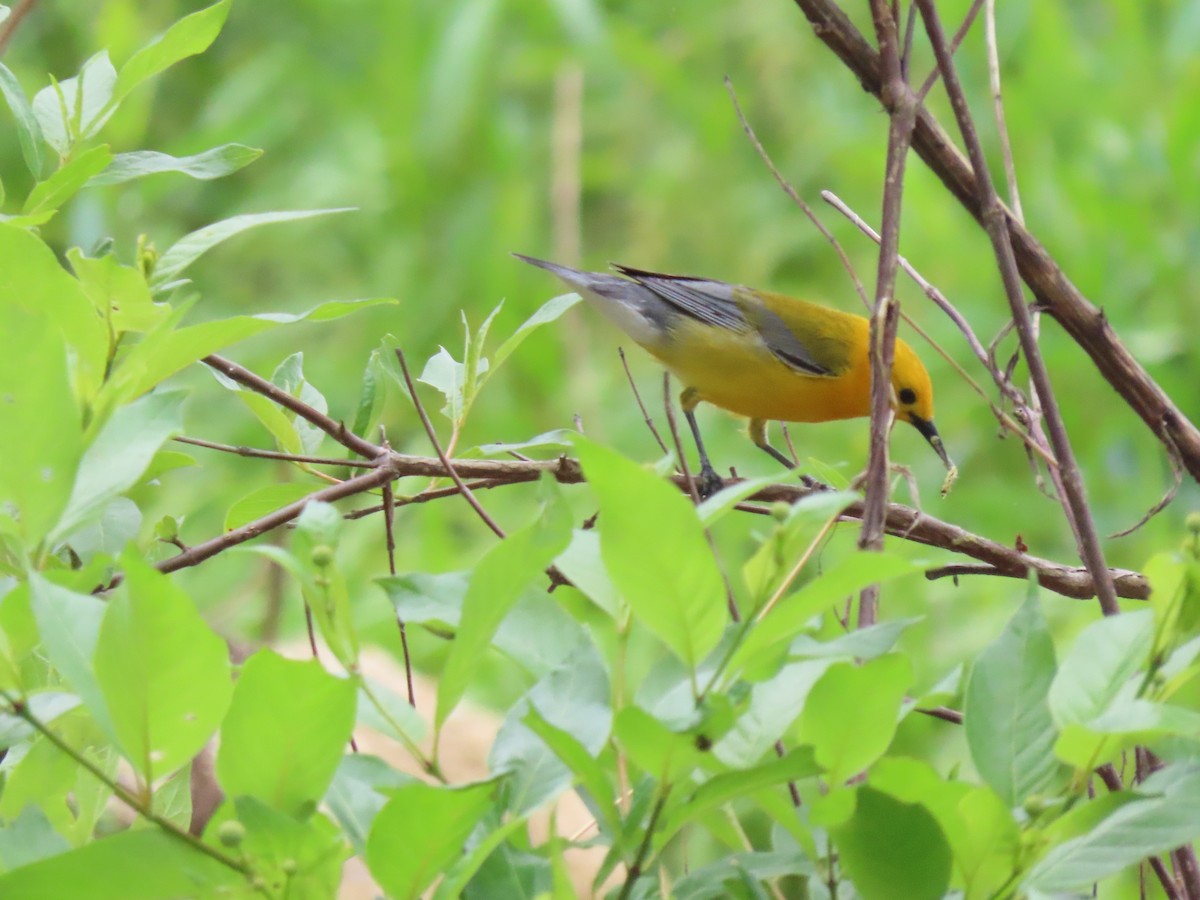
[0,0,35,56]
[914,0,1119,617]
[379,429,415,709]
[174,435,376,467]
[393,349,506,541]
[203,355,381,460]
[914,0,984,102]
[857,0,917,628]
[787,0,1200,484]
[619,347,669,455]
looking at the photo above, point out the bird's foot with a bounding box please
[694,464,724,500]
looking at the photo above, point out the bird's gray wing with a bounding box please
[615,266,746,332]
[616,265,834,377]
[745,304,836,376]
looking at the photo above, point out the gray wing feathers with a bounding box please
[750,306,835,376]
[516,254,835,377]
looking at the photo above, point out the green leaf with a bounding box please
[0,63,46,176]
[366,780,497,900]
[522,707,620,839]
[795,654,912,783]
[488,291,581,375]
[833,786,952,900]
[93,552,232,782]
[87,144,262,186]
[68,248,167,334]
[31,52,116,153]
[224,483,315,531]
[206,799,345,897]
[715,658,835,768]
[661,748,821,844]
[433,816,528,900]
[614,706,706,783]
[964,589,1062,807]
[489,636,611,814]
[1048,609,1155,727]
[1024,763,1200,892]
[216,649,356,818]
[436,485,571,729]
[50,390,186,543]
[729,551,920,678]
[379,569,469,630]
[0,302,83,544]
[290,501,359,668]
[112,0,233,104]
[65,497,141,561]
[552,528,621,617]
[573,436,727,671]
[0,692,81,749]
[0,223,106,404]
[325,754,414,855]
[21,145,112,216]
[418,345,472,423]
[0,807,70,871]
[0,829,240,899]
[870,757,1019,900]
[99,297,394,412]
[28,574,112,735]
[150,207,354,290]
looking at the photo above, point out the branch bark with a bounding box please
[788,0,1200,484]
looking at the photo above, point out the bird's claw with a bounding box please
[695,464,724,500]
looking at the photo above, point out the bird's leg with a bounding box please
[680,388,723,498]
[750,419,823,490]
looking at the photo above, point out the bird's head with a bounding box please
[891,341,951,469]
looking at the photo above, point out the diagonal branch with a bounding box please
[857,0,919,628]
[914,0,1118,616]
[787,0,1200,484]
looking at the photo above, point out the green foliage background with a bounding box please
[2,0,1200,896]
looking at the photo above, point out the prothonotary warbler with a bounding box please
[514,254,952,495]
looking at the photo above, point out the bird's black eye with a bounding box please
[898,387,917,405]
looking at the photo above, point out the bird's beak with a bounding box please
[910,415,952,469]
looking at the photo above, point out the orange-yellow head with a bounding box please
[892,339,950,468]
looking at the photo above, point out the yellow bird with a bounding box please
[515,254,951,494]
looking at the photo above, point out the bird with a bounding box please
[514,254,951,495]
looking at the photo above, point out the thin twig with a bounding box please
[725,76,871,310]
[0,0,36,56]
[915,705,963,725]
[379,428,416,708]
[2,690,248,874]
[857,0,918,629]
[984,0,1022,221]
[344,480,500,520]
[174,435,376,467]
[204,355,381,460]
[619,347,669,454]
[99,465,397,592]
[393,349,506,541]
[617,790,670,900]
[915,0,985,103]
[915,0,1120,616]
[789,0,1200,484]
[662,373,701,505]
[1109,422,1184,538]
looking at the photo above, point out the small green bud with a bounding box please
[217,820,246,848]
[1186,511,1200,535]
[310,545,335,567]
[770,501,791,522]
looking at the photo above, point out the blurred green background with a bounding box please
[3,0,1198,738]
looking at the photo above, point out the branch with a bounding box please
[915,0,1119,616]
[858,0,918,628]
[203,355,381,460]
[787,0,1200,484]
